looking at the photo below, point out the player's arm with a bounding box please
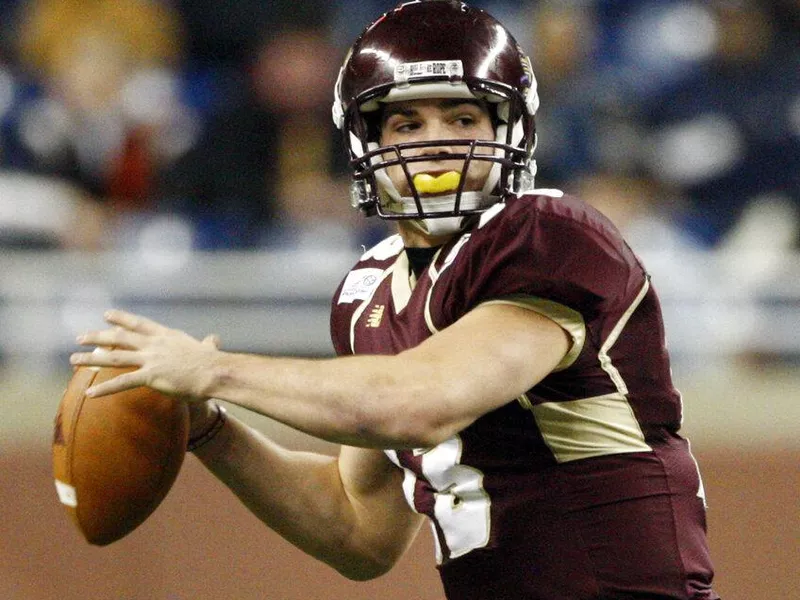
[209,302,569,447]
[72,304,571,448]
[191,409,424,580]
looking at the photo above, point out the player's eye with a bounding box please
[384,114,420,134]
[395,121,420,133]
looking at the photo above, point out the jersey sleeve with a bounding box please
[435,194,646,353]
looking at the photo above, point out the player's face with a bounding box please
[379,98,496,197]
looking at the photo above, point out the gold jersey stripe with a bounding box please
[424,287,438,335]
[528,392,651,463]
[523,278,653,463]
[598,278,650,396]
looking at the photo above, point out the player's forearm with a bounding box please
[191,415,391,579]
[202,351,462,449]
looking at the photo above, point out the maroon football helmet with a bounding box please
[332,0,539,222]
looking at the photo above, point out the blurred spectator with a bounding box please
[1,0,193,249]
[0,170,106,248]
[155,24,387,250]
[637,0,800,249]
[250,28,362,249]
[573,170,684,252]
[171,0,338,132]
[592,0,715,100]
[0,3,109,249]
[530,0,799,258]
[526,1,601,186]
[0,52,14,165]
[175,0,333,67]
[0,0,797,257]
[530,0,724,186]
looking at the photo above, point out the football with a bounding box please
[52,366,190,545]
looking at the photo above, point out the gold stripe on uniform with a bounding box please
[598,278,650,396]
[529,392,651,463]
[521,279,653,463]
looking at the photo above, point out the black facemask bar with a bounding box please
[341,77,535,218]
[350,139,530,219]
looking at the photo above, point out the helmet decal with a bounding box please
[394,60,464,86]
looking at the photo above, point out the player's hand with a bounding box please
[70,309,221,401]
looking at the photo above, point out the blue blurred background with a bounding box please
[0,0,797,253]
[0,1,798,599]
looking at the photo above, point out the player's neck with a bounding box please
[396,221,455,248]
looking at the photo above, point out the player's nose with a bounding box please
[415,130,458,159]
[416,118,458,149]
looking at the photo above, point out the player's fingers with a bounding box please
[76,327,146,349]
[70,348,142,369]
[85,370,144,398]
[103,309,168,335]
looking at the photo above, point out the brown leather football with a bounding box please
[52,366,189,545]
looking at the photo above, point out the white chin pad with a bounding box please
[383,191,492,216]
[411,217,468,236]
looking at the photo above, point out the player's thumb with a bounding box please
[202,334,221,349]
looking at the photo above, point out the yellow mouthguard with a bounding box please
[413,171,461,194]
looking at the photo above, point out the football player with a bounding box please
[72,1,721,598]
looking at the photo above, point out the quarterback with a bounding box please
[72,2,720,598]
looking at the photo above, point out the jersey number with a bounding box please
[390,437,491,563]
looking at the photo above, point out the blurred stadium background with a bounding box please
[1,0,798,598]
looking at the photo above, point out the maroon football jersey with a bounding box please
[330,192,718,599]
